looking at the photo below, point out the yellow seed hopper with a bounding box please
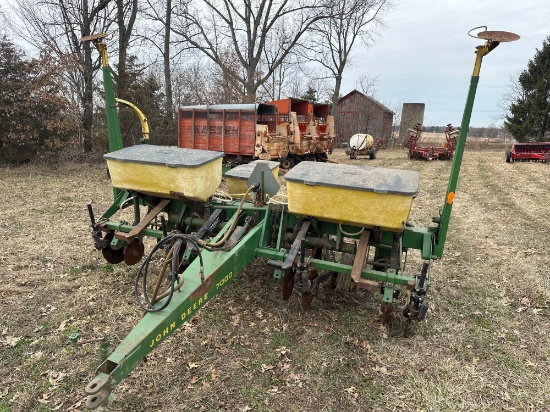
[104,145,224,201]
[284,162,419,232]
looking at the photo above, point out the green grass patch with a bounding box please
[469,313,492,328]
[323,333,341,345]
[101,264,115,272]
[3,338,32,365]
[62,325,79,337]
[505,332,520,343]
[491,347,521,370]
[362,378,385,400]
[238,385,264,407]
[68,266,84,275]
[68,263,99,275]
[268,331,289,348]
[21,357,51,384]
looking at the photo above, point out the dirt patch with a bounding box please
[0,149,549,411]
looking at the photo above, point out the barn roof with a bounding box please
[338,90,395,115]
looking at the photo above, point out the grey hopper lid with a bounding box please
[284,162,419,196]
[225,160,280,179]
[104,145,224,168]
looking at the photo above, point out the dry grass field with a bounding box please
[1,147,549,412]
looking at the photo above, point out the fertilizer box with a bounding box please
[224,160,280,198]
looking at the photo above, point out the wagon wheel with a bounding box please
[280,156,295,169]
[369,147,377,160]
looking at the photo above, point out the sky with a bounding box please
[340,0,550,127]
[1,1,548,127]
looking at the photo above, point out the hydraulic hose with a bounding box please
[134,233,204,313]
[134,183,258,312]
[197,183,257,249]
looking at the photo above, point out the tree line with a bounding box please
[0,0,392,164]
[0,2,548,165]
[420,125,509,140]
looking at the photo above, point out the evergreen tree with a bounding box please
[114,55,170,147]
[0,37,35,164]
[301,85,317,103]
[505,35,550,142]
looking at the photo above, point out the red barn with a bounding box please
[336,90,394,147]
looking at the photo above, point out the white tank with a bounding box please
[349,133,373,150]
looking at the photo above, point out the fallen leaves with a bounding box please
[188,361,200,370]
[45,370,67,386]
[2,155,550,412]
[188,376,199,387]
[260,363,274,373]
[344,386,359,400]
[345,335,372,352]
[3,335,22,347]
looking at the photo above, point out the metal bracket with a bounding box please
[84,372,112,409]
[351,230,378,291]
[281,221,311,271]
[115,198,170,242]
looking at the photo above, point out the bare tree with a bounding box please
[11,0,115,152]
[497,72,524,124]
[388,100,401,146]
[306,0,392,117]
[141,0,189,118]
[114,0,138,95]
[356,73,378,98]
[162,0,174,116]
[172,58,212,106]
[171,0,333,103]
[0,6,6,31]
[258,40,302,101]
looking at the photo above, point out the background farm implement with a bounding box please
[80,28,519,409]
[403,123,460,160]
[177,98,335,169]
[505,142,550,162]
[346,133,378,160]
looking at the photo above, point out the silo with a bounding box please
[399,103,425,144]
